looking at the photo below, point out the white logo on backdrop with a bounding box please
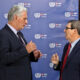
[49,23,62,29]
[4,13,8,19]
[34,13,47,18]
[49,63,54,68]
[49,2,62,7]
[49,2,55,7]
[49,23,55,29]
[49,43,56,48]
[49,43,62,48]
[35,73,47,78]
[65,12,71,17]
[35,34,41,39]
[35,73,41,78]
[34,34,47,39]
[65,12,78,17]
[34,13,40,18]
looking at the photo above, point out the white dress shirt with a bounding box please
[69,38,80,55]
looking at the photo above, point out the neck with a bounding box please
[8,21,18,30]
[69,35,80,43]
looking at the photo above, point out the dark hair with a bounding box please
[68,20,80,35]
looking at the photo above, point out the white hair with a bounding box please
[8,5,27,21]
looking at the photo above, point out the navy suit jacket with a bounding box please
[0,24,37,80]
[54,40,80,80]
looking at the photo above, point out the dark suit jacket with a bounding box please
[54,40,80,80]
[0,24,37,80]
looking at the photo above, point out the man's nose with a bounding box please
[25,20,28,24]
[64,29,66,32]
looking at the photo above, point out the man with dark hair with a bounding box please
[51,20,80,80]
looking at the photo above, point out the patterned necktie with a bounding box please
[17,31,25,45]
[60,43,71,80]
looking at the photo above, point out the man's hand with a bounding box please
[51,53,59,65]
[26,41,37,53]
[33,50,42,59]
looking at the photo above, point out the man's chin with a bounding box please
[21,26,24,29]
[65,36,68,40]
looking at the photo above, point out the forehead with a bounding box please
[66,23,71,28]
[20,10,27,16]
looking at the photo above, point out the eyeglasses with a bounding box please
[65,27,74,30]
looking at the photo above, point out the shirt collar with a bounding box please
[71,38,80,48]
[7,23,17,35]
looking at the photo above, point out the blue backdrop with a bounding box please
[0,0,79,80]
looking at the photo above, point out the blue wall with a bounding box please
[0,0,79,80]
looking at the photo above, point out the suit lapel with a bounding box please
[3,24,18,38]
[65,40,80,66]
[3,24,23,46]
[3,24,27,45]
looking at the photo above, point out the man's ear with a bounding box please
[13,15,18,20]
[74,29,78,34]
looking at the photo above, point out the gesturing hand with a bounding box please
[51,53,59,65]
[33,50,42,59]
[26,41,37,53]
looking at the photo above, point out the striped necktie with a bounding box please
[17,31,26,46]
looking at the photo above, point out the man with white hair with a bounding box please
[0,5,42,80]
